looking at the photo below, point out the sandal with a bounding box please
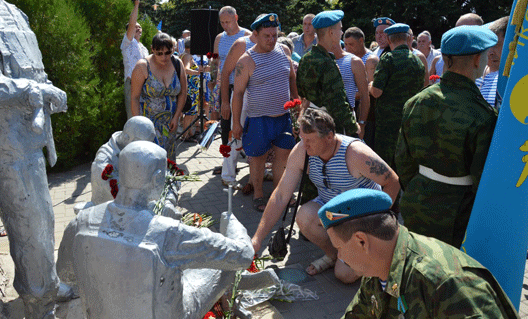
[253,197,267,212]
[241,183,254,196]
[306,255,335,276]
[212,166,222,175]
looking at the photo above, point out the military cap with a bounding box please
[251,13,280,31]
[372,17,395,28]
[318,188,393,229]
[312,10,344,29]
[441,25,498,56]
[384,23,410,35]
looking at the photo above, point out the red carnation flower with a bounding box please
[429,74,441,81]
[203,311,216,319]
[167,159,179,174]
[292,98,301,106]
[101,164,114,180]
[212,53,219,59]
[109,179,119,198]
[219,144,231,158]
[206,52,213,59]
[176,169,185,176]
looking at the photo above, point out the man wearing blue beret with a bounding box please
[297,10,359,136]
[232,13,299,212]
[372,17,395,57]
[395,25,498,248]
[369,23,424,168]
[320,188,519,318]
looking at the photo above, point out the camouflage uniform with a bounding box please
[343,226,519,319]
[297,45,357,136]
[394,71,497,248]
[372,44,424,166]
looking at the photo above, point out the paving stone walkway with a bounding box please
[0,136,527,318]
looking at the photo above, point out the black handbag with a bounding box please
[171,55,193,113]
[268,152,309,259]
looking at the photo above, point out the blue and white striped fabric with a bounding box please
[309,135,381,205]
[246,44,291,118]
[244,36,255,51]
[361,50,373,65]
[336,53,358,107]
[218,29,249,85]
[475,71,499,109]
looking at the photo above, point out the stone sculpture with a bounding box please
[90,115,156,206]
[57,141,254,319]
[0,1,68,318]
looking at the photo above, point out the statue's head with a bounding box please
[119,141,166,201]
[118,116,156,149]
[0,1,48,82]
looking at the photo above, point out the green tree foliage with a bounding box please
[336,0,511,48]
[155,0,314,38]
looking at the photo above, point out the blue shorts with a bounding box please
[242,113,296,157]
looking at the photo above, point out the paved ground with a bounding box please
[0,135,527,318]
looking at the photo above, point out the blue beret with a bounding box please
[372,17,395,28]
[441,25,498,56]
[384,23,410,35]
[312,10,344,29]
[318,189,392,230]
[251,13,280,31]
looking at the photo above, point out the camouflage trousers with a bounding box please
[399,174,476,248]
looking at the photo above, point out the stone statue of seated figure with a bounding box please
[57,141,254,319]
[90,115,156,206]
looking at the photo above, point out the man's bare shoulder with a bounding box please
[367,54,379,64]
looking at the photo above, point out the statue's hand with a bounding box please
[40,84,67,114]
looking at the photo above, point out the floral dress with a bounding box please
[183,54,211,116]
[140,59,181,159]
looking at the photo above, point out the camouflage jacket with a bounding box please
[297,45,357,135]
[395,71,497,192]
[372,44,424,126]
[393,71,497,247]
[343,226,520,319]
[371,44,424,164]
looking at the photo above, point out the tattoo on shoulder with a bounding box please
[366,157,389,177]
[235,62,244,77]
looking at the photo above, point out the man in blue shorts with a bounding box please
[232,13,298,211]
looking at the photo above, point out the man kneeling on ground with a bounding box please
[251,108,399,283]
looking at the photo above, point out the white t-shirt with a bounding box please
[120,34,149,79]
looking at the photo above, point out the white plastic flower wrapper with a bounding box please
[239,278,319,308]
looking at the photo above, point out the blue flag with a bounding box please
[157,21,162,31]
[462,0,528,309]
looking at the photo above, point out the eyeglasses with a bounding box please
[154,50,172,56]
[322,162,330,188]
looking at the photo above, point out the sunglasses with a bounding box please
[322,162,330,188]
[154,50,172,56]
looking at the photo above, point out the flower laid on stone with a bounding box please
[109,179,119,198]
[429,74,441,81]
[181,212,216,228]
[153,160,201,215]
[283,98,301,110]
[167,159,185,176]
[101,164,114,180]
